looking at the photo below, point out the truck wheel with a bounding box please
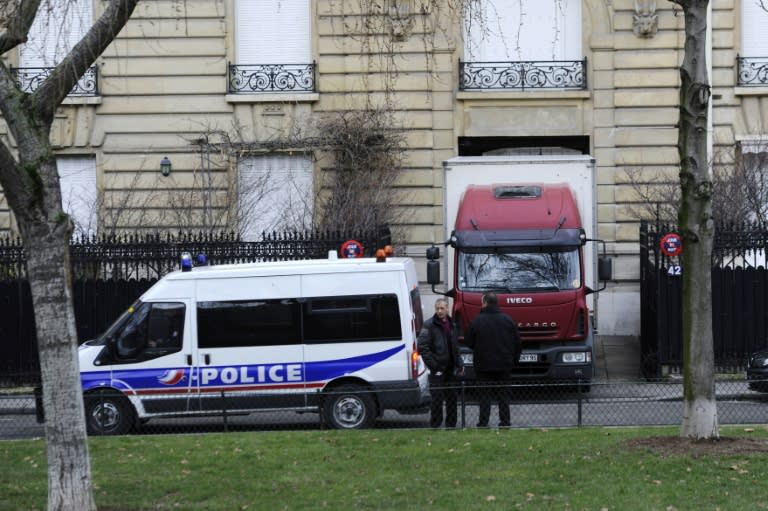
[322,385,376,429]
[84,390,135,435]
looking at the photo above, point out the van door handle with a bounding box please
[186,354,192,366]
[204,354,211,365]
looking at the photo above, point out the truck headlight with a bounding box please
[562,352,590,364]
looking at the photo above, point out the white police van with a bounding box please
[78,252,430,434]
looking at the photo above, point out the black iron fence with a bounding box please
[737,55,768,86]
[640,220,768,378]
[3,378,768,438]
[0,230,389,383]
[9,65,99,96]
[228,62,316,93]
[459,59,587,91]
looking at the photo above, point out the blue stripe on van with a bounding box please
[81,344,405,391]
[304,344,404,381]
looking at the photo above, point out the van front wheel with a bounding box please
[322,385,376,429]
[84,390,135,435]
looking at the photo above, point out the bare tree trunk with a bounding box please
[25,217,96,511]
[674,0,719,439]
[0,2,140,509]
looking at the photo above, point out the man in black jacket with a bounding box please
[465,292,521,427]
[417,298,464,427]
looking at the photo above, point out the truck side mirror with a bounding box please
[598,256,613,281]
[426,246,439,260]
[427,259,441,285]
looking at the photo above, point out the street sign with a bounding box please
[660,233,683,257]
[340,239,364,258]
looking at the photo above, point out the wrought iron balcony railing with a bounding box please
[10,66,98,96]
[460,59,587,91]
[737,55,768,86]
[228,62,315,93]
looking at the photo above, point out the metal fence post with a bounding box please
[221,390,228,432]
[34,386,44,423]
[577,387,583,427]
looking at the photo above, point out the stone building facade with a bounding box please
[1,0,767,336]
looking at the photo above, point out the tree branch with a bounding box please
[0,0,41,54]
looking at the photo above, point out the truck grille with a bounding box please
[519,325,559,339]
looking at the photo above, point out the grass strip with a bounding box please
[1,426,767,511]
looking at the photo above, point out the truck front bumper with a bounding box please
[458,345,594,382]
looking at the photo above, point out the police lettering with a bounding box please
[201,364,302,385]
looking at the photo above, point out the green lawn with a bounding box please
[2,426,768,511]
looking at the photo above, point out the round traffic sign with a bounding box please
[340,239,364,258]
[660,233,683,257]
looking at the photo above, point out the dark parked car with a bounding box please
[747,348,768,392]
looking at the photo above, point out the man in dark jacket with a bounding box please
[418,298,464,427]
[464,292,521,427]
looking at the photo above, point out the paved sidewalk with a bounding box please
[594,335,642,382]
[0,393,37,414]
[1,335,643,415]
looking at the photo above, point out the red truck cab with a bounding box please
[427,183,609,383]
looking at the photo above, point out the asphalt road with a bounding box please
[2,381,767,439]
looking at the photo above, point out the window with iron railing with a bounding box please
[10,66,99,96]
[462,0,583,92]
[740,0,768,87]
[228,62,315,93]
[737,56,768,87]
[460,59,587,91]
[232,0,312,94]
[18,0,93,96]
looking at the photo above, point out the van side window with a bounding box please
[303,294,402,343]
[113,302,185,362]
[146,303,185,354]
[197,299,301,348]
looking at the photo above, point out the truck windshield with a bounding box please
[457,249,581,292]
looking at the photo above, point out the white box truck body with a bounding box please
[426,154,605,383]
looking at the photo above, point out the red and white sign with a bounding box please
[660,233,683,257]
[340,239,364,258]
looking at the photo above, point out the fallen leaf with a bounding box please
[485,495,496,501]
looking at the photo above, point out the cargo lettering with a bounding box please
[200,364,302,385]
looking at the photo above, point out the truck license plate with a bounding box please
[519,353,538,363]
[461,353,473,365]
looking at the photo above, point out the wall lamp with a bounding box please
[160,156,172,177]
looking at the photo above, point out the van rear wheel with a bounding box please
[322,385,376,429]
[84,390,135,435]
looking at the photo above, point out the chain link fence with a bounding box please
[3,378,767,439]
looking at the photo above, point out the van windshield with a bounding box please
[457,249,581,292]
[96,300,143,344]
[98,300,185,361]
